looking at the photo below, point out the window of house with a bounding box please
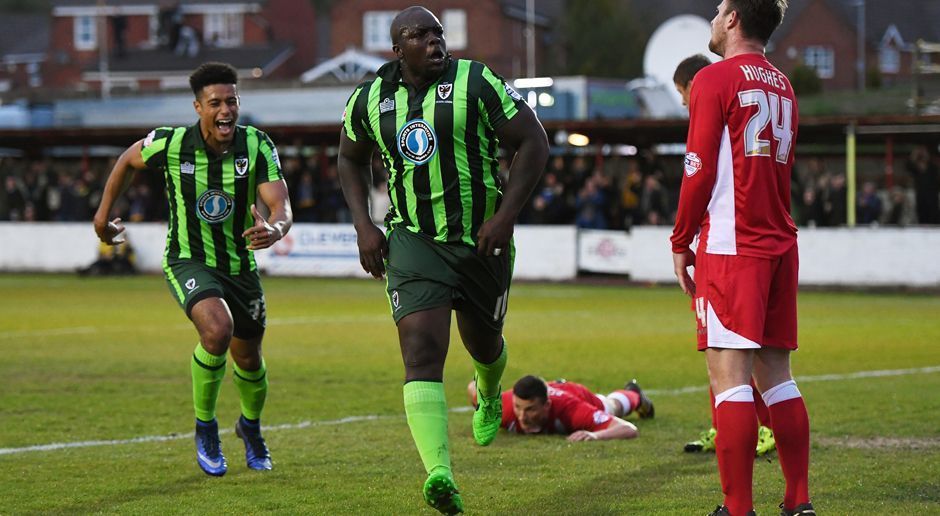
[803,46,834,79]
[442,9,467,50]
[74,15,97,51]
[363,11,397,51]
[879,46,900,74]
[204,11,243,47]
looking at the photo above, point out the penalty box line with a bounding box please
[2,365,939,456]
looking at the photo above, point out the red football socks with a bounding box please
[715,399,758,515]
[768,396,811,508]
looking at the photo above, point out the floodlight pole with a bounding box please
[526,0,535,77]
[855,0,865,92]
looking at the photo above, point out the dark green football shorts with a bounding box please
[163,259,266,339]
[384,228,514,332]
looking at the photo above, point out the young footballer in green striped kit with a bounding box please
[94,62,292,477]
[338,6,549,514]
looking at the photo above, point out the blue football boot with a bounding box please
[235,416,273,471]
[195,418,227,476]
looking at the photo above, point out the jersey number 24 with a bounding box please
[738,89,794,164]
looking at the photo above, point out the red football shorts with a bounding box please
[692,244,798,351]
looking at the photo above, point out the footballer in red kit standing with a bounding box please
[670,1,813,515]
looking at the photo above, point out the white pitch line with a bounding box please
[1,365,938,456]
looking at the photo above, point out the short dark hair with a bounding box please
[726,0,788,45]
[673,54,713,86]
[513,375,548,402]
[189,62,238,97]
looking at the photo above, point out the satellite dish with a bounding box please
[643,15,722,109]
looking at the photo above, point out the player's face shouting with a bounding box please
[194,83,240,147]
[512,395,550,434]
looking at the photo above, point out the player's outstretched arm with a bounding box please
[337,130,387,279]
[476,105,549,256]
[245,179,292,250]
[93,140,147,245]
[567,418,638,442]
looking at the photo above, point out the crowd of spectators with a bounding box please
[2,144,939,228]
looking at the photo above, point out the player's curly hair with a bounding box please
[189,62,238,97]
[513,375,548,402]
[726,0,788,45]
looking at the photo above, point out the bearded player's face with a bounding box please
[709,0,730,57]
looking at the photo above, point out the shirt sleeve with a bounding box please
[478,64,525,130]
[342,83,373,143]
[563,400,614,432]
[671,72,726,254]
[500,390,515,429]
[255,130,284,185]
[139,127,174,170]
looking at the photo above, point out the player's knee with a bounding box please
[199,320,234,353]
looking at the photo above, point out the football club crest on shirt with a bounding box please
[379,97,396,114]
[181,161,195,175]
[397,119,437,165]
[196,189,234,223]
[684,152,702,177]
[235,156,248,176]
[437,82,453,101]
[504,83,523,101]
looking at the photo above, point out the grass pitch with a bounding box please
[1,274,938,514]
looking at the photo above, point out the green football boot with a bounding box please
[756,425,776,456]
[423,469,464,515]
[684,427,717,453]
[472,383,502,446]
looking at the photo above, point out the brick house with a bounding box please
[324,0,561,79]
[45,0,317,93]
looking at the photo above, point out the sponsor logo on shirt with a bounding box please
[379,97,396,114]
[397,119,437,165]
[181,161,195,175]
[684,152,702,177]
[235,156,248,176]
[196,189,234,224]
[270,147,281,169]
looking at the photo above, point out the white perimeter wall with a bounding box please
[1,223,938,287]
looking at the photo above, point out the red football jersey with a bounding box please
[501,381,612,434]
[671,53,799,259]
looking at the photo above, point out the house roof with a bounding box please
[774,0,940,49]
[87,43,293,75]
[0,14,50,59]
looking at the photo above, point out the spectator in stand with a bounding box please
[823,173,847,226]
[639,174,670,225]
[796,186,825,227]
[856,181,883,225]
[529,172,568,225]
[886,187,915,226]
[575,174,608,229]
[907,145,940,224]
[2,175,28,221]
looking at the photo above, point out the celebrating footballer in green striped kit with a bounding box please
[338,6,549,514]
[93,62,292,477]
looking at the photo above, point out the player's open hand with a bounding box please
[94,217,126,245]
[673,250,696,297]
[243,205,281,250]
[355,223,388,279]
[567,430,598,442]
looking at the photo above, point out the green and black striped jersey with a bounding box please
[342,58,526,246]
[139,122,283,275]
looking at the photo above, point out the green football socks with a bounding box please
[191,344,226,422]
[472,340,507,399]
[233,358,268,421]
[403,381,452,476]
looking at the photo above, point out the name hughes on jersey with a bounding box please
[740,64,787,92]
